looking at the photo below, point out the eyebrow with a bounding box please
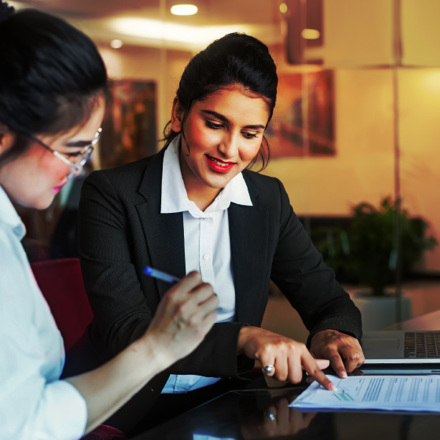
[65,140,93,148]
[201,110,266,130]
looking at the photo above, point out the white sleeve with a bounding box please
[0,310,88,440]
[0,313,88,440]
[0,262,88,440]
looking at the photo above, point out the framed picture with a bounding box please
[266,70,335,158]
[99,79,157,169]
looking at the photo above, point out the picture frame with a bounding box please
[266,70,335,158]
[99,79,157,169]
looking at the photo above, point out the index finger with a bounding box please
[177,272,217,306]
[302,352,337,391]
[337,344,365,373]
[329,353,348,379]
[170,271,203,294]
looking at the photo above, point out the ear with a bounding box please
[0,123,15,155]
[170,98,184,133]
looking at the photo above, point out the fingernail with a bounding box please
[329,383,338,391]
[341,371,348,379]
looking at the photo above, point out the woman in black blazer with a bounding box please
[78,32,365,431]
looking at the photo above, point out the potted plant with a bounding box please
[345,197,437,294]
[310,197,438,329]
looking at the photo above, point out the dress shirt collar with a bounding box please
[0,186,26,240]
[161,135,253,217]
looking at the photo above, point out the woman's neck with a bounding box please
[185,184,221,211]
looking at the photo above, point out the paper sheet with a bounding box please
[291,375,440,412]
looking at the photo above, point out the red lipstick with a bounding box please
[206,155,234,173]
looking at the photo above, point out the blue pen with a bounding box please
[143,266,181,284]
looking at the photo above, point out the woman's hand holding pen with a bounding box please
[142,271,219,368]
[237,327,336,391]
[309,329,365,378]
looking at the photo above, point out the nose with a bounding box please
[218,131,239,159]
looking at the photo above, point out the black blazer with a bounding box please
[78,149,362,378]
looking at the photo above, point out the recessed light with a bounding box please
[301,29,320,40]
[110,39,124,49]
[109,17,253,48]
[170,4,198,16]
[279,3,288,14]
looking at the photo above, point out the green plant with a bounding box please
[311,197,438,296]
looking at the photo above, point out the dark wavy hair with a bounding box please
[0,2,109,165]
[163,32,278,171]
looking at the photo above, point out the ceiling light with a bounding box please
[5,1,24,9]
[279,3,288,14]
[301,29,320,40]
[110,39,123,49]
[109,17,252,48]
[170,4,198,16]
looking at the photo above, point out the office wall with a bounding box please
[98,44,193,137]
[267,46,396,216]
[270,46,440,273]
[399,69,440,272]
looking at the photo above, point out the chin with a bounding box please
[36,197,56,210]
[17,195,55,211]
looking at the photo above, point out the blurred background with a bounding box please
[10,0,440,336]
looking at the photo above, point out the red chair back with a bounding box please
[31,259,127,439]
[82,425,127,440]
[31,257,93,351]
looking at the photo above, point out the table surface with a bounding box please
[131,311,440,440]
[131,384,440,440]
[386,309,440,331]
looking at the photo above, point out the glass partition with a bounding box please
[275,0,440,330]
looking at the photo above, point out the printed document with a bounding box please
[291,375,440,412]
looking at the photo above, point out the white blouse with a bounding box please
[0,186,87,440]
[160,136,253,393]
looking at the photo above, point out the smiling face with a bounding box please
[171,85,270,210]
[0,95,105,210]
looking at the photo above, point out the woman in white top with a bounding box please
[0,3,218,439]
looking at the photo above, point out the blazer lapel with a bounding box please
[135,151,186,298]
[229,197,269,322]
[132,154,269,309]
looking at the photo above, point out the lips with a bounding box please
[206,154,235,173]
[52,181,68,194]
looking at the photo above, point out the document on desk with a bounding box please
[291,375,440,412]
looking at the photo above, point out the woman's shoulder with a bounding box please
[87,151,163,184]
[240,170,291,211]
[241,169,284,193]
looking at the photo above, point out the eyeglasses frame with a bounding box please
[27,128,102,179]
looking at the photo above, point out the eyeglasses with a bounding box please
[27,128,102,179]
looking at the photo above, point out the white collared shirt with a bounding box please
[0,186,87,440]
[160,136,253,393]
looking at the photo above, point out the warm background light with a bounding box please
[170,4,199,16]
[108,17,252,48]
[301,28,320,40]
[110,39,123,49]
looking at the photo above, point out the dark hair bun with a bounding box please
[0,1,14,23]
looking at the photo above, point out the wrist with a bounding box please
[237,325,256,355]
[130,334,175,377]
